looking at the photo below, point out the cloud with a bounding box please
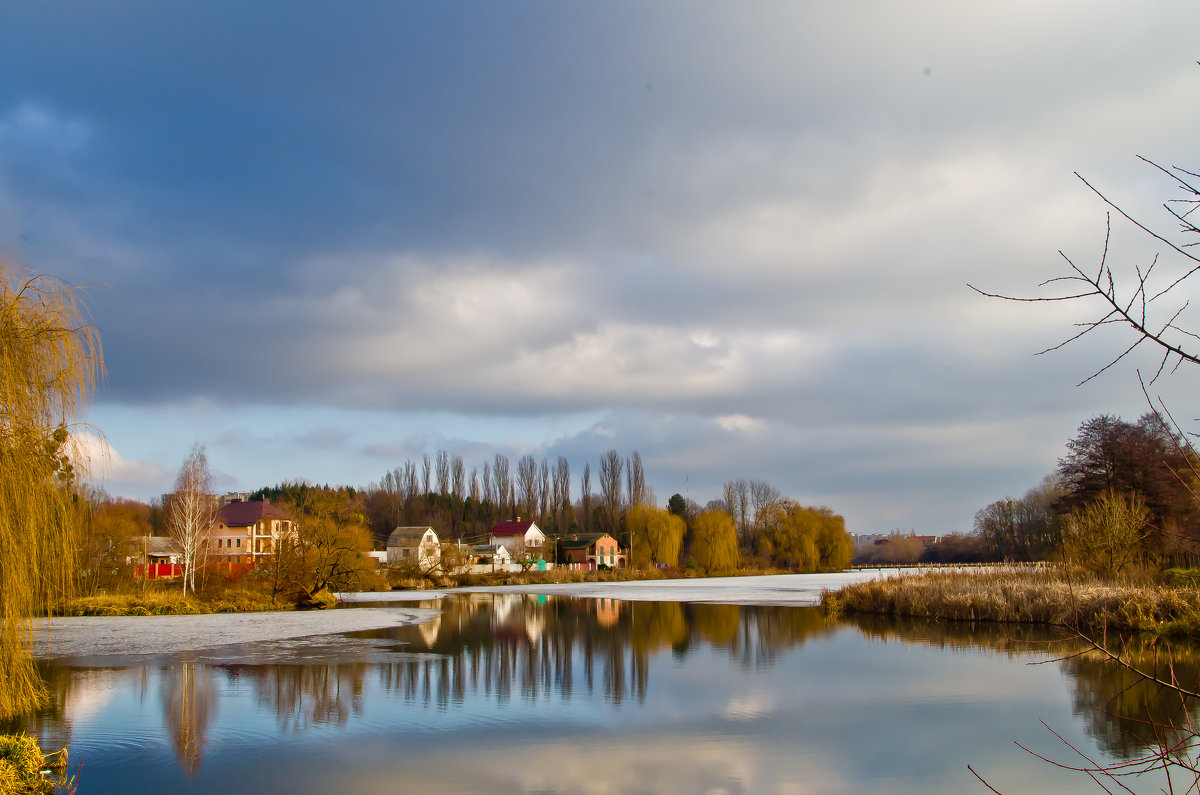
[5,3,1200,531]
[68,431,168,489]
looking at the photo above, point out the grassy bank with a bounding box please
[822,567,1200,635]
[53,589,282,617]
[0,734,68,793]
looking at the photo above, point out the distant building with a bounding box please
[387,526,441,570]
[489,520,546,558]
[211,499,297,566]
[560,532,625,569]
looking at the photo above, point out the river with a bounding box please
[7,571,1190,794]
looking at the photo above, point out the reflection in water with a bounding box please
[160,661,215,777]
[1060,636,1200,759]
[235,662,368,731]
[843,613,1200,762]
[360,595,837,709]
[9,595,1200,786]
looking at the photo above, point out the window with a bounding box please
[236,538,241,548]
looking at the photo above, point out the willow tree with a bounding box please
[627,504,685,567]
[0,269,102,717]
[690,510,739,575]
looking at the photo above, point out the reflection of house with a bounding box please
[595,597,622,628]
[489,520,545,558]
[387,526,441,570]
[560,533,625,569]
[211,499,297,566]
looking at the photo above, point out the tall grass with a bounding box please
[55,589,278,617]
[822,567,1200,635]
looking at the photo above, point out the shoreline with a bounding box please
[341,568,905,607]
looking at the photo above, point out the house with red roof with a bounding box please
[210,499,297,567]
[489,519,546,559]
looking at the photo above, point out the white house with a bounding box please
[489,520,545,559]
[387,526,441,570]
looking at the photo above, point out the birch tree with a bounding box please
[168,444,216,595]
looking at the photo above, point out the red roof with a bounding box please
[491,520,536,538]
[217,500,292,528]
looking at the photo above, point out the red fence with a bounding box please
[135,561,254,580]
[136,563,184,580]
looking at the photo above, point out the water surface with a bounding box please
[9,593,1188,794]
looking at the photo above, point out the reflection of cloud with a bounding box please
[335,734,848,795]
[62,669,121,722]
[722,692,773,722]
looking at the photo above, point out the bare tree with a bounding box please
[722,479,751,545]
[599,449,624,537]
[970,159,1200,386]
[972,150,1200,788]
[168,443,216,595]
[579,463,592,533]
[749,479,782,536]
[538,457,550,522]
[421,453,432,497]
[516,454,539,519]
[626,451,649,508]
[493,454,511,518]
[435,450,450,496]
[554,456,572,531]
[451,455,465,501]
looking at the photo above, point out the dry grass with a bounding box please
[54,589,279,617]
[822,567,1200,635]
[0,733,64,793]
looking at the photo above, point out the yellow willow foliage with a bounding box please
[0,268,101,718]
[756,501,852,572]
[627,504,685,567]
[690,510,739,575]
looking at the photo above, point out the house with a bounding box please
[136,536,182,565]
[210,499,297,567]
[560,533,625,569]
[132,536,184,579]
[489,520,546,559]
[387,526,441,570]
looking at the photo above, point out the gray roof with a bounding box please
[138,536,183,556]
[387,526,437,547]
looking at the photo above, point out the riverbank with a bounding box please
[822,567,1200,635]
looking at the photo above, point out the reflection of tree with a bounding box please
[843,613,1200,762]
[160,661,216,777]
[0,663,77,752]
[365,596,838,709]
[229,663,367,731]
[1060,638,1200,759]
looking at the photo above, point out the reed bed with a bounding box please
[822,567,1200,635]
[53,589,278,617]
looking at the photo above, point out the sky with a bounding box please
[3,2,1199,534]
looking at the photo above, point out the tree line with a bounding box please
[973,412,1200,574]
